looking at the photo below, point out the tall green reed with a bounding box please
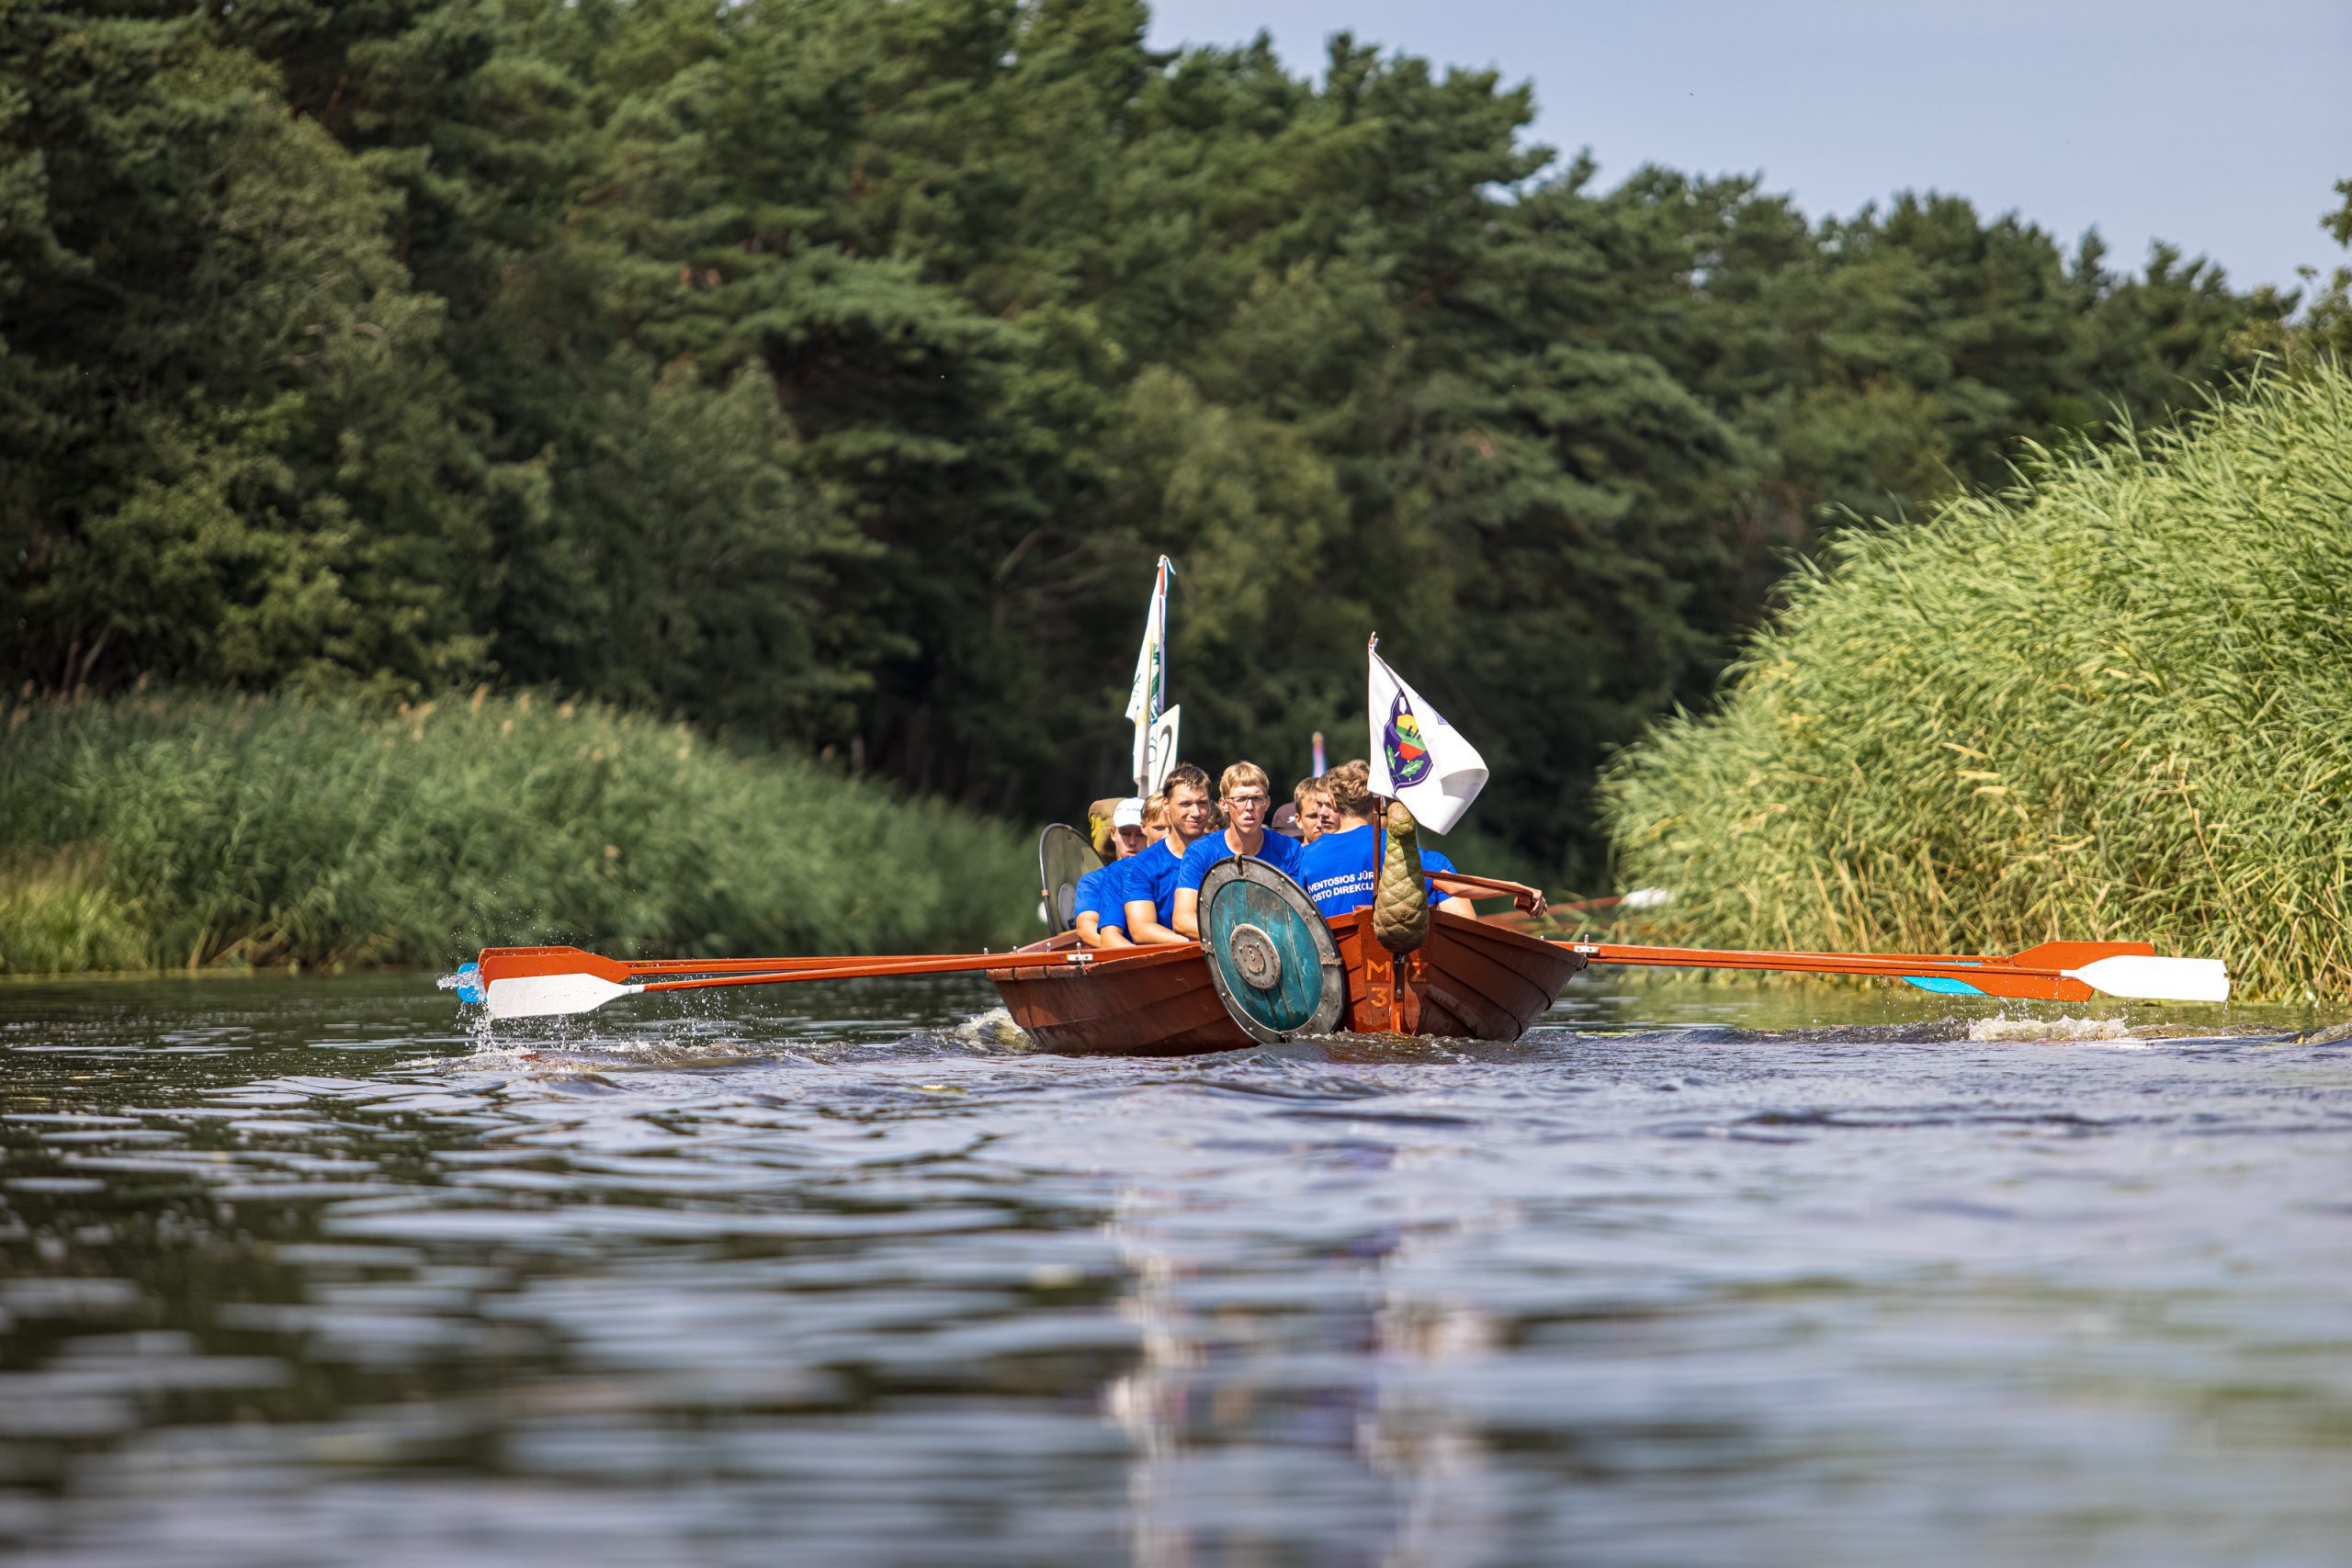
[1601,366,2352,1000]
[0,692,1039,973]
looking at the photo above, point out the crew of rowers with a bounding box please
[1073,760,1544,949]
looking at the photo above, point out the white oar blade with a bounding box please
[2067,955,2230,1003]
[485,974,642,1021]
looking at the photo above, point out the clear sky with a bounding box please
[1145,0,2351,296]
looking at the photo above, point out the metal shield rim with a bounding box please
[1037,823,1102,936]
[1199,855,1345,1043]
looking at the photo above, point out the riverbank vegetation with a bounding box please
[1601,365,2352,1000]
[0,694,1035,975]
[6,1,2330,881]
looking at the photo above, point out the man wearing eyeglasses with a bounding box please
[1170,761,1306,940]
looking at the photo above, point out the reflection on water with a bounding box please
[1,973,2348,1565]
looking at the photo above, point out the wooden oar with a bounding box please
[1436,875,2179,993]
[454,943,1175,1021]
[1557,939,2229,1003]
[469,944,1001,984]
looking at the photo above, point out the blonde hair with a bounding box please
[1218,761,1270,798]
[1140,795,1168,828]
[1294,774,1330,808]
[1323,759,1380,819]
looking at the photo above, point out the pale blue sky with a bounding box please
[1146,0,2350,295]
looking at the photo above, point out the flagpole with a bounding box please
[1368,633,1384,878]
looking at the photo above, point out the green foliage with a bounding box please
[0,694,1037,973]
[0,852,145,976]
[1600,365,2352,1000]
[0,15,493,693]
[0,0,2319,889]
[2231,178,2352,367]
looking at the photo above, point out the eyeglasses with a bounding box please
[1225,793,1270,807]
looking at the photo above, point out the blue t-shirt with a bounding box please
[1296,824,1460,920]
[1073,862,1132,935]
[1120,838,1192,927]
[1173,829,1306,897]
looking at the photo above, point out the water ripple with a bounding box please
[0,974,2345,1566]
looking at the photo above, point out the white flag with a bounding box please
[1366,639,1487,833]
[1125,557,1173,793]
[1144,705,1182,796]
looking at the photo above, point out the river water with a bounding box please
[1,973,2346,1566]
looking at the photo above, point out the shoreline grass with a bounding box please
[1600,365,2352,1002]
[0,692,1038,975]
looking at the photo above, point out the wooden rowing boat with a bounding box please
[988,906,1587,1055]
[457,852,2222,1027]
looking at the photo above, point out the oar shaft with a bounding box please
[1571,941,2034,976]
[474,942,1124,988]
[614,952,986,977]
[633,946,1165,995]
[1574,942,2001,973]
[474,944,1000,986]
[1427,869,1531,897]
[1562,941,2095,1000]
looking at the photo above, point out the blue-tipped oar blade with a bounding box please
[436,962,486,1005]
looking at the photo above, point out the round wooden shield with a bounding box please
[1037,823,1102,935]
[1199,856,1345,1043]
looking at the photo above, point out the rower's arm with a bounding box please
[1125,897,1189,946]
[1081,911,1134,950]
[1171,887,1201,940]
[1437,895,1476,917]
[1077,911,1131,950]
[1430,874,1547,918]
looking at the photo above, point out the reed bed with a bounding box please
[1601,366,2352,1000]
[0,693,1037,974]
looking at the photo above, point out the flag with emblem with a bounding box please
[1365,637,1487,833]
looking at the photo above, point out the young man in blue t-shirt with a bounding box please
[1295,759,1479,922]
[1075,796,1158,949]
[1123,763,1216,944]
[1170,761,1306,938]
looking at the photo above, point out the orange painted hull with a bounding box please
[989,909,1587,1055]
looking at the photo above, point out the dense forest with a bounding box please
[5,0,2337,878]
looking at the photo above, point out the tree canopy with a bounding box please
[2,0,2324,876]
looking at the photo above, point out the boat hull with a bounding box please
[1332,908,1587,1041]
[990,908,1585,1055]
[989,940,1253,1055]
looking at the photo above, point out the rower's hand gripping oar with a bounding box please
[1558,940,2230,1003]
[447,944,1160,1021]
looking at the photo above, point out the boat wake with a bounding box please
[1969,1014,2135,1043]
[942,1005,1032,1052]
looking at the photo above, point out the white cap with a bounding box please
[1111,796,1146,829]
